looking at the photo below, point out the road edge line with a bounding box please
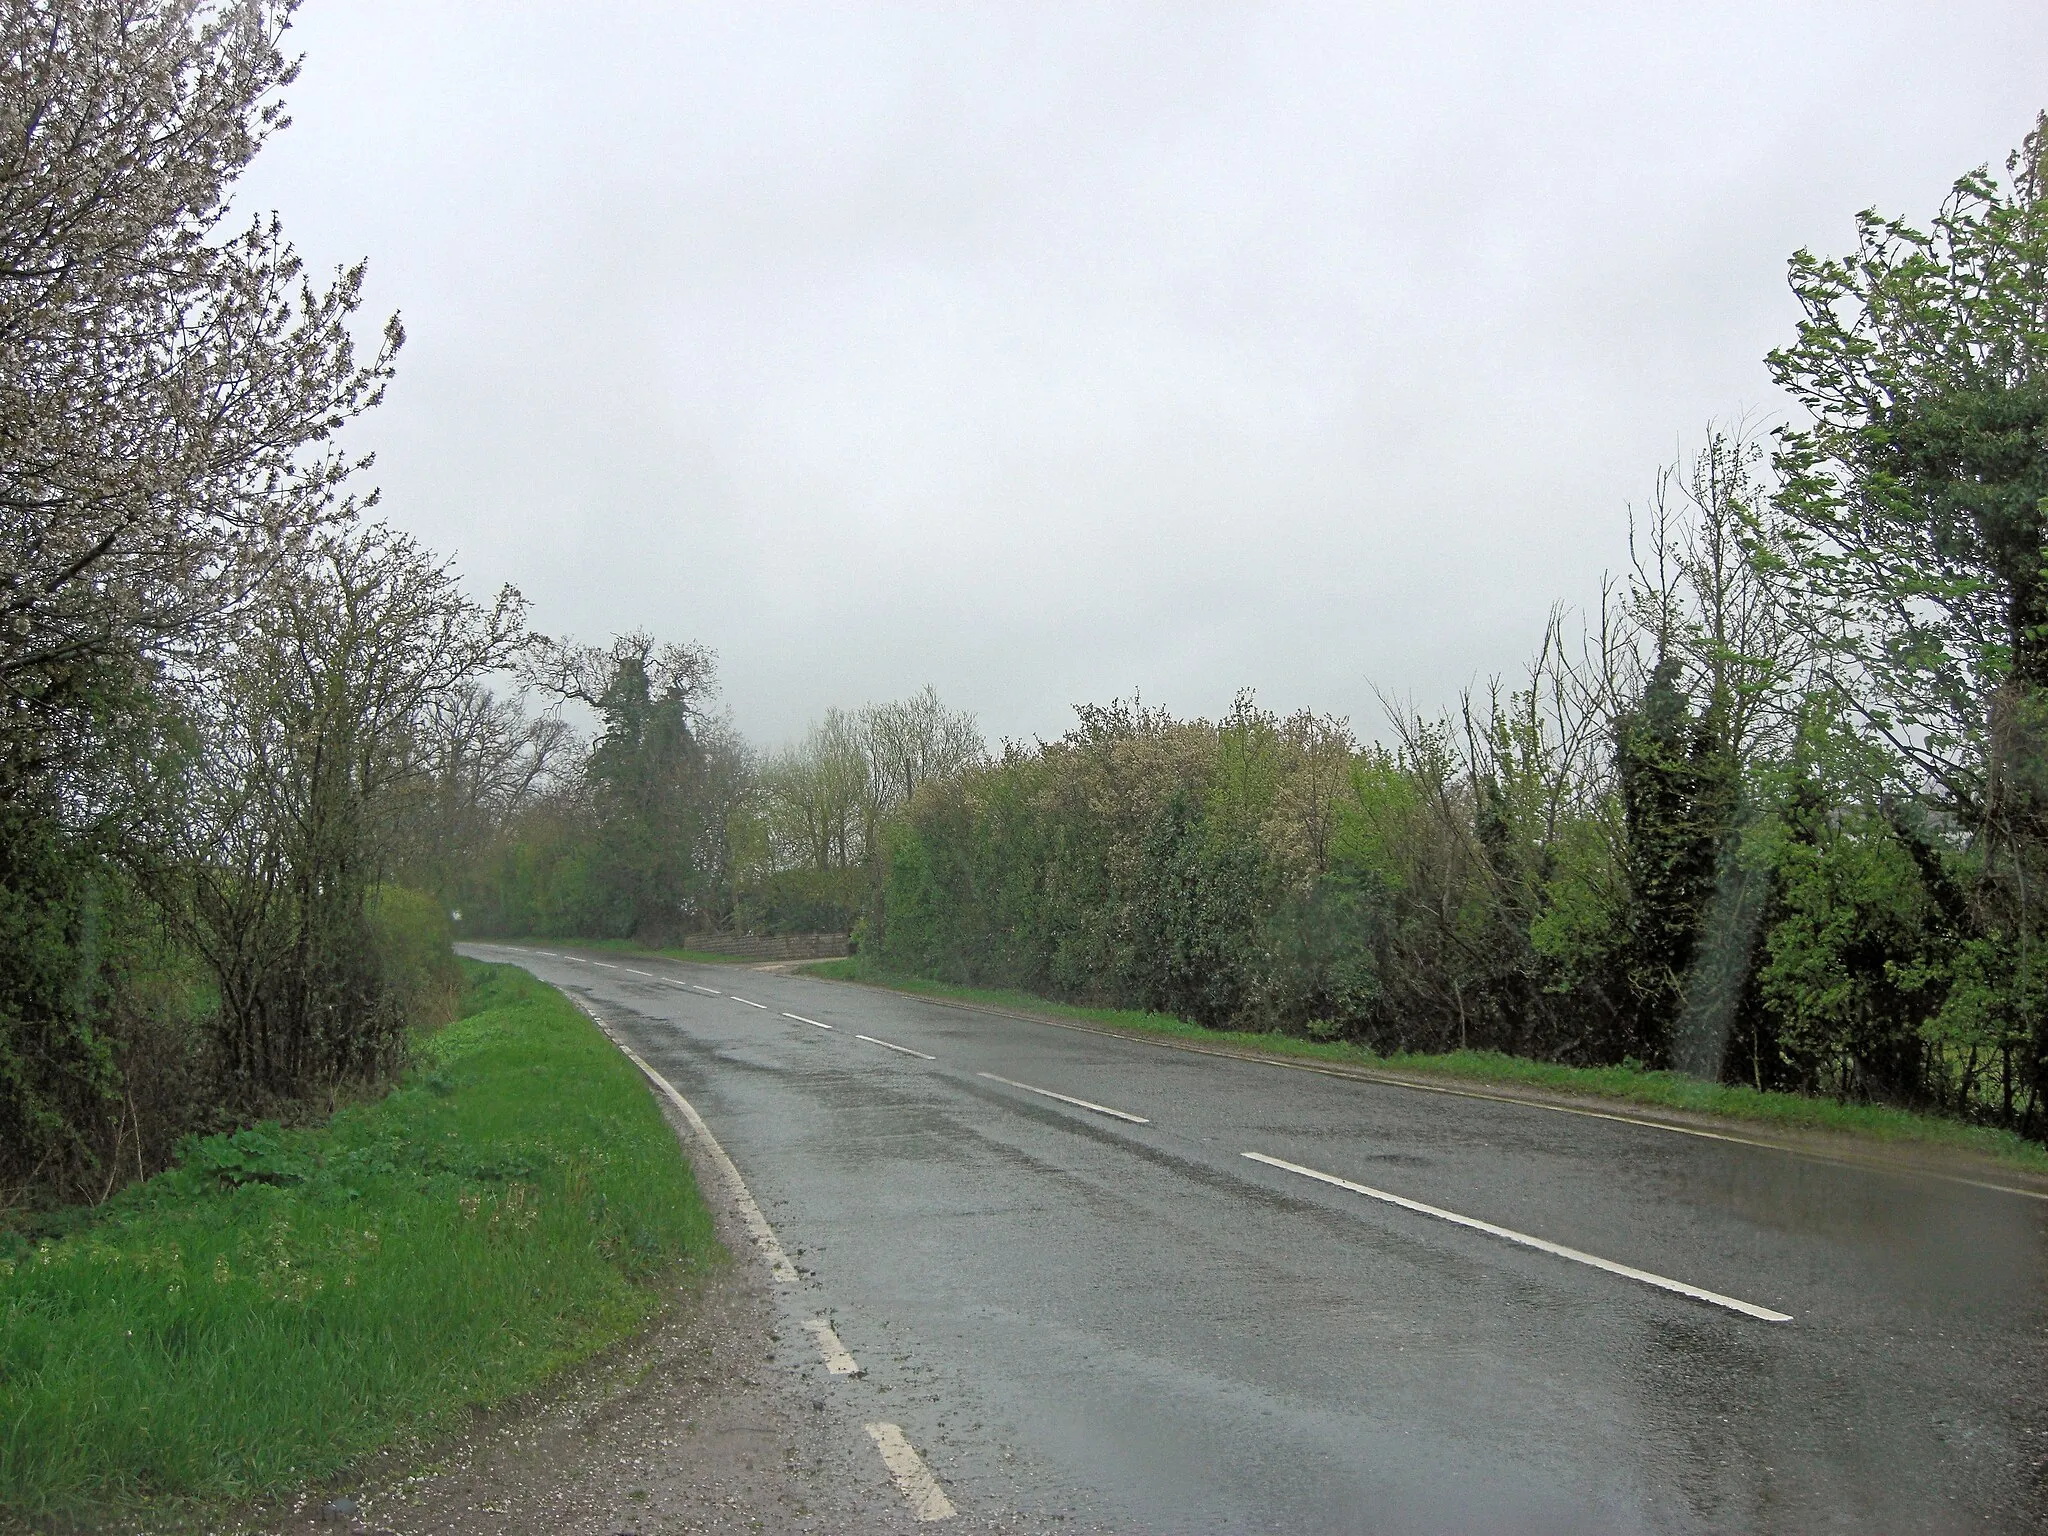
[576,1002,798,1285]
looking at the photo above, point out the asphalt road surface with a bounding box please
[460,944,2048,1534]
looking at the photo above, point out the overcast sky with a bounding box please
[238,1,2048,750]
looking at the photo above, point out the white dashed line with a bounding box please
[592,961,618,970]
[624,967,654,977]
[803,1318,862,1375]
[731,996,769,1010]
[977,1072,1149,1124]
[1241,1150,1792,1323]
[578,1004,796,1284]
[691,984,722,996]
[857,1034,935,1060]
[864,1422,956,1521]
[785,1012,835,1030]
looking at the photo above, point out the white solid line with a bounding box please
[785,1012,835,1030]
[857,1034,935,1060]
[731,996,769,1009]
[577,1004,798,1285]
[803,1317,862,1375]
[864,1423,956,1522]
[977,1072,1149,1124]
[1242,1150,1792,1323]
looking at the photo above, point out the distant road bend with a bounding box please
[463,943,2048,1535]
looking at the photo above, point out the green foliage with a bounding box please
[1615,656,1740,1065]
[0,962,716,1523]
[1128,790,1263,1027]
[1763,115,2048,785]
[800,965,2048,1172]
[732,866,865,935]
[367,886,464,1031]
[0,797,116,1190]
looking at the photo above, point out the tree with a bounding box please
[393,681,575,896]
[855,685,983,860]
[0,0,401,789]
[149,527,524,1097]
[527,631,720,937]
[760,710,870,871]
[1759,111,2048,1119]
[1761,113,2048,820]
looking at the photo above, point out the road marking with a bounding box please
[877,992,2048,1204]
[592,961,618,969]
[577,1004,797,1284]
[864,1423,956,1522]
[785,1012,835,1030]
[731,996,769,1009]
[667,979,692,989]
[624,967,654,977]
[1242,1150,1792,1323]
[977,1072,1149,1124]
[691,984,722,995]
[857,1034,935,1060]
[803,1317,862,1375]
[535,951,559,957]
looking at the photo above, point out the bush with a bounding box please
[368,886,463,1032]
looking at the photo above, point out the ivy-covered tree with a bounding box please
[1615,657,1739,1066]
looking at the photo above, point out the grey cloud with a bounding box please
[238,0,2048,746]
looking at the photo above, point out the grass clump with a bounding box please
[802,961,2048,1175]
[0,960,715,1525]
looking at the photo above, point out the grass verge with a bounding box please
[800,959,2048,1176]
[0,961,716,1528]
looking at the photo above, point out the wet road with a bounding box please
[461,944,2048,1534]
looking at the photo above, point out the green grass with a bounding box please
[800,959,2048,1176]
[0,961,717,1527]
[485,935,759,966]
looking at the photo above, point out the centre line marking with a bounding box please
[784,1012,835,1030]
[691,985,722,995]
[731,996,769,1009]
[624,967,654,977]
[858,1034,935,1060]
[592,961,618,969]
[803,1317,862,1375]
[865,1423,956,1522]
[977,1072,1149,1124]
[1242,1151,1791,1323]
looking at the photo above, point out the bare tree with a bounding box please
[761,709,871,870]
[146,526,525,1095]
